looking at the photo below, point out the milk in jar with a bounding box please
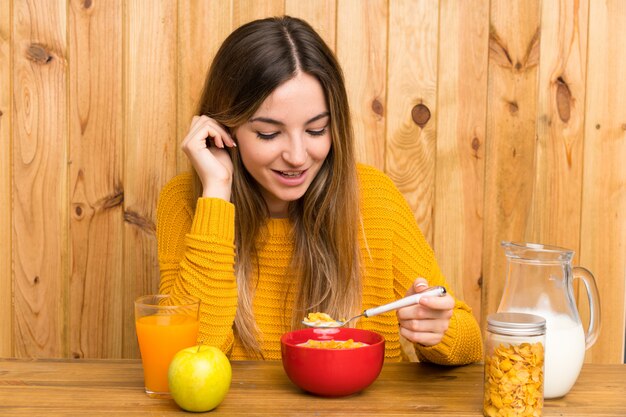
[514,309,585,398]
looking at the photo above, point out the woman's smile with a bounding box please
[272,168,308,181]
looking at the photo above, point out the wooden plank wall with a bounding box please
[0,0,11,359]
[12,0,68,358]
[0,0,624,364]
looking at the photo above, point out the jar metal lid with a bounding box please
[487,312,546,336]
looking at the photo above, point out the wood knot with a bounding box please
[26,44,53,64]
[595,124,601,130]
[556,77,571,123]
[0,109,3,116]
[124,210,156,234]
[508,101,519,115]
[471,137,480,151]
[371,99,384,117]
[411,104,431,128]
[621,123,626,131]
[489,30,513,68]
[83,0,93,8]
[101,190,124,210]
[33,276,40,284]
[73,204,84,219]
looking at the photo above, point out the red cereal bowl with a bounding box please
[280,328,385,397]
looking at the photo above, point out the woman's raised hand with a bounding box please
[181,115,237,201]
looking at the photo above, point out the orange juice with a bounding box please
[135,314,199,394]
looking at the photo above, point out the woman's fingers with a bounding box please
[399,326,447,346]
[396,290,454,347]
[202,117,235,149]
[398,317,450,334]
[405,278,429,296]
[398,309,451,346]
[396,294,454,320]
[183,115,235,150]
[397,306,453,321]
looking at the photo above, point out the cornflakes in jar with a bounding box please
[483,312,546,417]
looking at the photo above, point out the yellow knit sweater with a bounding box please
[157,164,482,364]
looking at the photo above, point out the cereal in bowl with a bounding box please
[298,339,368,349]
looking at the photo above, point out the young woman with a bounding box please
[157,16,482,363]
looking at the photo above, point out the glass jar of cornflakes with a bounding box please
[483,312,546,417]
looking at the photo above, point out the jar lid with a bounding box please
[487,312,546,336]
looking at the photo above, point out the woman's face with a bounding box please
[234,72,332,218]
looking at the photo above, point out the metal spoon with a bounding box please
[302,285,447,328]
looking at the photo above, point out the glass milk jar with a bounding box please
[497,241,601,399]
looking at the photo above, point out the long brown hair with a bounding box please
[193,16,361,356]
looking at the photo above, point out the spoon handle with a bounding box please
[363,286,446,318]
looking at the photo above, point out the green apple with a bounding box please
[168,344,232,412]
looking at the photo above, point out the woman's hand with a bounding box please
[396,278,454,346]
[181,115,237,200]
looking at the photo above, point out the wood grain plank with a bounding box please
[387,0,438,245]
[177,1,232,174]
[526,0,588,251]
[12,0,68,357]
[123,0,178,358]
[580,0,626,364]
[233,0,284,27]
[435,0,489,320]
[285,0,337,51]
[386,1,439,361]
[336,0,387,169]
[482,0,542,324]
[0,0,12,357]
[68,0,124,359]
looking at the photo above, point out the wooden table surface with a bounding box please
[0,358,624,416]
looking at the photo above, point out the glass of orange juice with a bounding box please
[134,294,200,398]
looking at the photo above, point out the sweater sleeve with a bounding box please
[156,174,238,355]
[374,169,483,365]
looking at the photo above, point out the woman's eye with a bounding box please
[307,127,328,137]
[256,131,279,140]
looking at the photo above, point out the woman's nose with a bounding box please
[282,135,308,166]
